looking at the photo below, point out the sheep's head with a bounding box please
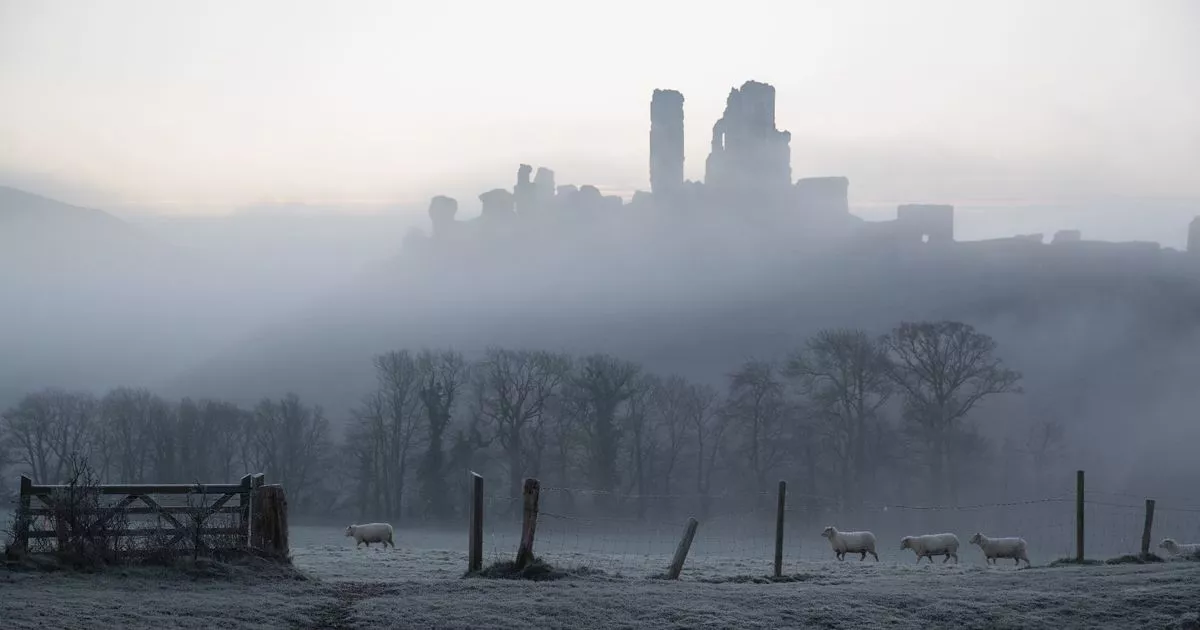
[900,536,913,550]
[821,526,836,539]
[345,525,357,537]
[969,533,983,546]
[1159,538,1177,551]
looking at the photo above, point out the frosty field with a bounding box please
[4,522,1200,629]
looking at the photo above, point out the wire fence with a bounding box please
[471,475,1200,580]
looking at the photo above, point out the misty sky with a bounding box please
[1,0,1197,219]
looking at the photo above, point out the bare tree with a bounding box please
[416,348,468,521]
[724,360,789,502]
[146,401,179,481]
[99,388,170,483]
[353,350,426,523]
[176,399,207,480]
[650,375,694,500]
[473,347,569,502]
[568,354,642,503]
[2,389,96,483]
[882,321,1022,504]
[251,393,331,512]
[3,388,91,482]
[0,421,8,497]
[785,329,892,506]
[202,400,246,481]
[685,382,723,519]
[622,374,657,518]
[544,390,581,508]
[344,401,384,521]
[1026,418,1065,487]
[3,398,53,482]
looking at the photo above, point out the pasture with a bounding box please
[3,522,1200,629]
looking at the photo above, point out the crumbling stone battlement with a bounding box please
[704,80,792,196]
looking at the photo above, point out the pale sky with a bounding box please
[1,0,1197,214]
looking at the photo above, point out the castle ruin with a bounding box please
[421,80,1194,256]
[703,81,793,197]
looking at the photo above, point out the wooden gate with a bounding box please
[12,472,266,557]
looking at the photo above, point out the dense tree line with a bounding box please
[2,321,1053,523]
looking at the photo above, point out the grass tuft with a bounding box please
[465,557,573,581]
[1105,552,1164,565]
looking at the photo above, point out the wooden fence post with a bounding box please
[12,475,32,554]
[667,517,700,580]
[250,483,289,558]
[1141,498,1156,558]
[1075,470,1085,562]
[774,480,786,578]
[468,472,483,573]
[515,477,540,569]
[239,474,254,546]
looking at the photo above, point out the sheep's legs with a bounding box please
[859,551,866,561]
[869,551,879,561]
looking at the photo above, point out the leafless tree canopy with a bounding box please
[883,321,1022,503]
[0,320,1059,524]
[785,329,892,506]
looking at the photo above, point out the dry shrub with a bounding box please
[22,453,131,568]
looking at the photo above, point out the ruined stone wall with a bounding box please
[479,188,515,221]
[896,204,954,243]
[650,89,685,197]
[794,177,849,218]
[514,164,536,215]
[428,195,458,238]
[1052,229,1082,244]
[534,167,556,204]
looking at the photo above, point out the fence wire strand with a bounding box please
[471,481,1200,579]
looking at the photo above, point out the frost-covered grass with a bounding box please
[4,523,1200,629]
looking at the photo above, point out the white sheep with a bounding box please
[1158,538,1200,558]
[969,532,1030,566]
[820,526,879,561]
[345,522,395,548]
[900,533,960,564]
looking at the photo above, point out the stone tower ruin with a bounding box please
[649,89,685,197]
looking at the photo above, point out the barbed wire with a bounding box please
[538,486,777,500]
[1153,504,1200,514]
[1086,488,1200,504]
[467,477,1200,579]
